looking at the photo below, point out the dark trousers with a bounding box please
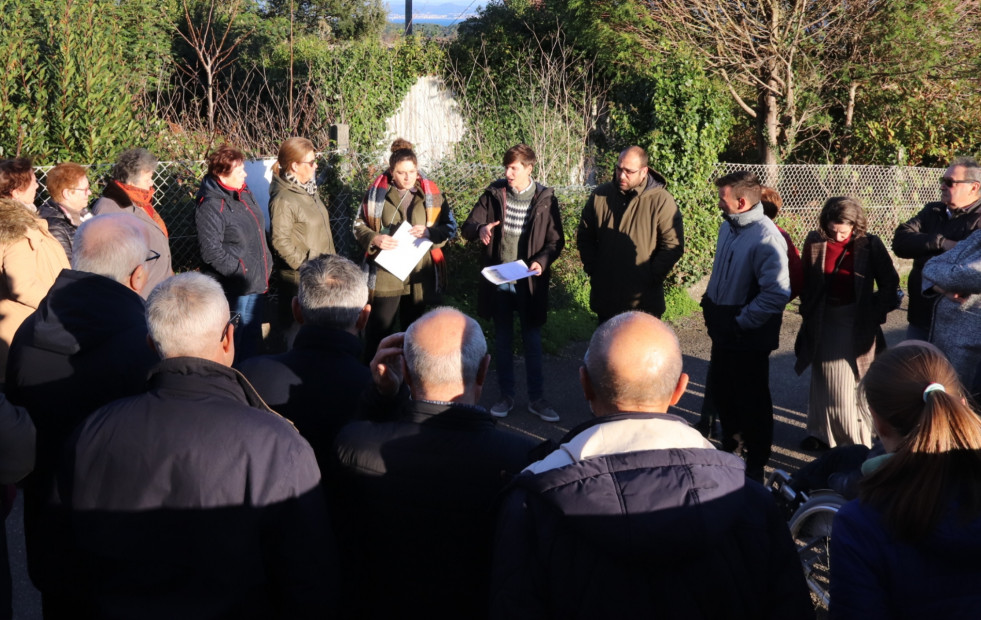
[708,346,774,479]
[365,294,425,361]
[493,285,543,400]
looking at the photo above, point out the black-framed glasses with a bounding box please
[221,312,241,341]
[941,177,977,188]
[145,249,161,263]
[299,160,317,166]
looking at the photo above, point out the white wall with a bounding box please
[383,76,466,170]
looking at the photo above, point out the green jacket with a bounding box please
[268,174,335,285]
[353,185,455,299]
[576,171,684,318]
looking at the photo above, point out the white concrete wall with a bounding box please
[383,76,466,170]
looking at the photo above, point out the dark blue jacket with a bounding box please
[332,395,538,618]
[62,357,336,619]
[832,498,981,619]
[237,324,371,475]
[195,175,272,297]
[491,414,812,619]
[6,269,158,596]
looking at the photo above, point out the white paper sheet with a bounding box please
[481,260,536,284]
[373,221,433,281]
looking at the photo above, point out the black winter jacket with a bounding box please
[62,357,335,619]
[461,180,564,326]
[237,325,371,475]
[892,198,981,330]
[6,269,158,597]
[37,199,86,261]
[332,394,538,619]
[491,414,813,619]
[195,175,272,297]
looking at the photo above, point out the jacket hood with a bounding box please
[30,269,147,356]
[644,169,667,190]
[0,199,40,245]
[512,445,752,560]
[269,172,312,199]
[485,179,554,201]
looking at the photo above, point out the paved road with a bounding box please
[488,300,910,474]
[5,300,912,618]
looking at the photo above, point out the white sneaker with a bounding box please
[528,399,560,423]
[490,397,514,418]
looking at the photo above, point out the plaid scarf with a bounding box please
[360,172,446,294]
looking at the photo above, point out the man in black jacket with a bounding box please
[460,144,564,422]
[62,272,334,619]
[893,156,981,338]
[490,312,812,619]
[333,307,538,619]
[238,253,372,474]
[6,213,159,618]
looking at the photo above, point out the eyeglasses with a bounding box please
[221,312,241,341]
[941,177,977,188]
[615,165,642,176]
[298,160,317,167]
[69,186,92,194]
[145,249,161,263]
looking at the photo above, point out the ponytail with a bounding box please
[859,345,981,541]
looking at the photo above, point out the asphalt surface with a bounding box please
[487,298,911,473]
[5,298,913,618]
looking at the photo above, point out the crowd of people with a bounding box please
[0,142,978,618]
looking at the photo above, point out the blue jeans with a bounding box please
[493,284,543,401]
[230,293,264,363]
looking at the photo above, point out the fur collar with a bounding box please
[0,199,40,245]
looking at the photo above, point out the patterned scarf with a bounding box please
[359,172,446,294]
[115,180,169,237]
[285,172,318,196]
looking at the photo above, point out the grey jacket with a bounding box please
[922,229,981,393]
[702,203,790,351]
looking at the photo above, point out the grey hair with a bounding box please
[146,272,229,359]
[71,214,148,284]
[112,148,158,184]
[297,254,368,329]
[584,312,683,406]
[403,307,486,387]
[951,156,981,184]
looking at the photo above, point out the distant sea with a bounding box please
[388,17,467,26]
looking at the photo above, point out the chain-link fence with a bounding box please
[711,163,944,245]
[33,157,945,275]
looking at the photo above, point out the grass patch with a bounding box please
[662,286,701,323]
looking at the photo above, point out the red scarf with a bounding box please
[115,180,169,238]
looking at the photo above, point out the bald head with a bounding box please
[616,146,649,193]
[582,312,687,415]
[403,307,490,403]
[72,213,149,292]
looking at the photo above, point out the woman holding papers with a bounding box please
[354,138,457,357]
[461,144,565,423]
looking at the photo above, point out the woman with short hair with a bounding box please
[39,162,93,260]
[194,145,272,362]
[0,159,69,375]
[91,148,173,295]
[353,138,456,357]
[268,137,335,340]
[831,343,981,617]
[794,196,900,450]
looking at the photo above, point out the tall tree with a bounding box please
[176,0,255,134]
[265,0,386,40]
[645,0,977,165]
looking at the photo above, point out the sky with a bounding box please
[385,1,484,22]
